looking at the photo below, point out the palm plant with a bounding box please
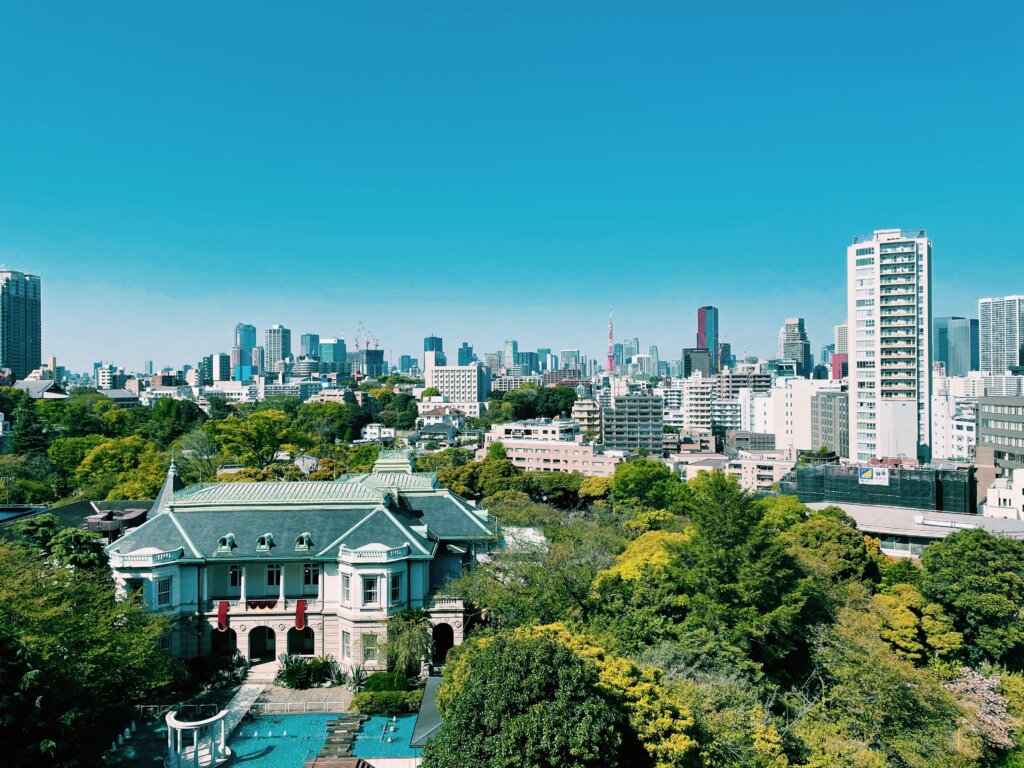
[384,609,433,677]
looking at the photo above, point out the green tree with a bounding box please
[209,409,302,469]
[612,459,690,513]
[11,512,62,551]
[423,633,629,768]
[485,441,508,461]
[47,435,106,477]
[11,402,48,454]
[48,528,109,570]
[420,387,441,399]
[0,543,176,766]
[921,528,1024,667]
[385,609,433,676]
[75,436,168,499]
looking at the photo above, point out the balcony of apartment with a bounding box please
[338,544,410,564]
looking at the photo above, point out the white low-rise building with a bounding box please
[361,423,396,442]
[478,418,626,476]
[983,468,1024,520]
[725,450,795,493]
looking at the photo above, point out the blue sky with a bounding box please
[1,1,1021,372]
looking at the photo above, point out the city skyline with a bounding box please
[1,3,1022,369]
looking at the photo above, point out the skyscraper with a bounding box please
[265,324,292,373]
[318,338,348,374]
[424,336,446,369]
[300,333,320,358]
[934,316,979,377]
[779,318,812,377]
[834,323,849,356]
[847,229,932,462]
[622,337,640,363]
[502,340,519,371]
[0,269,41,380]
[457,342,475,366]
[234,323,257,360]
[697,306,719,373]
[979,296,1024,374]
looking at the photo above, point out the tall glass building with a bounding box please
[979,296,1024,374]
[0,269,42,380]
[697,306,719,373]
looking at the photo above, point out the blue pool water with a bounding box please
[228,714,333,767]
[352,715,423,758]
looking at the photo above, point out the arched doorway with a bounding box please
[211,628,237,657]
[248,626,276,662]
[287,627,315,656]
[432,623,454,665]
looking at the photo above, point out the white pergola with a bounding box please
[165,709,231,768]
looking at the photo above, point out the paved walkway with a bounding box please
[223,683,266,734]
[255,682,353,713]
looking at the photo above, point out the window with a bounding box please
[257,532,274,552]
[157,577,172,606]
[295,532,313,552]
[158,634,172,653]
[342,631,351,659]
[229,566,242,588]
[363,576,379,605]
[267,565,281,587]
[342,574,351,604]
[362,634,378,662]
[303,564,319,587]
[390,573,402,602]
[217,533,235,553]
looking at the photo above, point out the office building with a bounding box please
[847,229,932,462]
[211,353,231,382]
[718,342,734,371]
[425,361,492,404]
[250,346,264,376]
[318,338,348,374]
[979,296,1024,374]
[0,269,41,381]
[622,337,640,363]
[300,333,321,359]
[424,336,446,367]
[234,323,257,360]
[697,306,720,373]
[265,325,292,373]
[821,343,835,366]
[457,343,475,366]
[779,317,812,377]
[502,340,518,371]
[355,349,385,378]
[682,348,711,378]
[811,389,849,458]
[934,316,979,377]
[560,349,581,371]
[930,395,977,462]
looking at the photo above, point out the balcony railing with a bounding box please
[338,545,410,563]
[110,547,184,568]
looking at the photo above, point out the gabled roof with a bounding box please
[171,480,387,508]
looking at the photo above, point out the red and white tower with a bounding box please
[606,309,616,373]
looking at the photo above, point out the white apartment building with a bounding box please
[930,395,977,461]
[979,296,1024,375]
[983,468,1024,520]
[478,418,625,476]
[725,450,795,493]
[417,395,485,419]
[425,362,491,404]
[681,372,715,432]
[738,388,774,435]
[771,378,842,458]
[847,229,932,462]
[934,373,1024,398]
[834,323,849,356]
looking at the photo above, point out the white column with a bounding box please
[239,566,246,604]
[192,728,199,768]
[219,719,226,755]
[202,567,209,611]
[167,723,173,760]
[316,567,323,605]
[278,565,285,604]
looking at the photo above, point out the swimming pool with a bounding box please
[228,714,333,767]
[352,715,423,758]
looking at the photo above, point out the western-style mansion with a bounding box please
[105,451,497,667]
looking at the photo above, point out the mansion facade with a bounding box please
[106,451,496,669]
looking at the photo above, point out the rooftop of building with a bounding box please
[808,501,1024,541]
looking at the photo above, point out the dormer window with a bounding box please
[217,533,236,553]
[256,533,275,552]
[295,532,313,551]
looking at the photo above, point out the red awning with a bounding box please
[217,600,229,632]
[295,599,307,630]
